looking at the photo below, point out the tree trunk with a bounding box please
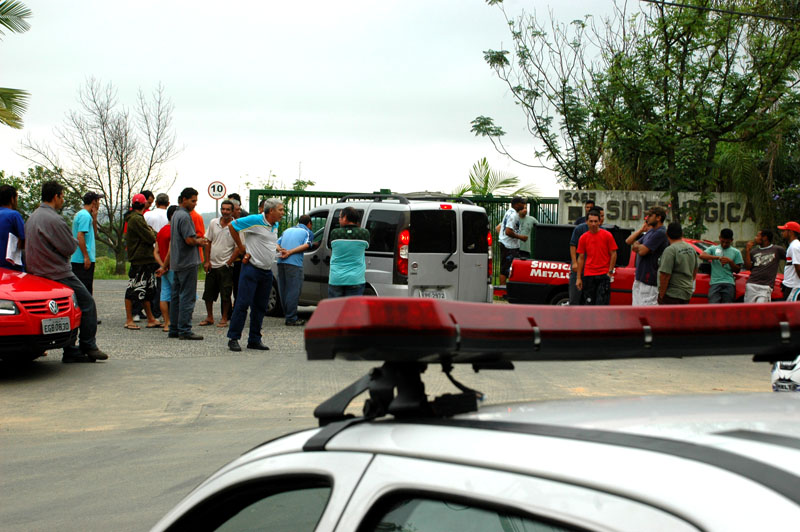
[115,249,126,275]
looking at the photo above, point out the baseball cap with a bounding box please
[131,193,147,206]
[778,221,800,233]
[82,191,104,204]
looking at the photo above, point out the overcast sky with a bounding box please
[1,0,606,212]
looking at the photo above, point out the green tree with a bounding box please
[0,166,81,221]
[454,157,537,197]
[0,0,31,129]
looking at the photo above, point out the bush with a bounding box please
[94,256,207,281]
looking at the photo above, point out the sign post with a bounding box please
[208,181,227,217]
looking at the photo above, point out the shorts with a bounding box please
[125,263,158,301]
[499,243,520,277]
[632,280,658,306]
[160,270,174,301]
[744,283,773,303]
[202,265,233,302]
[788,286,800,302]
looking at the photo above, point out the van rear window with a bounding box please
[462,211,489,254]
[410,211,456,253]
[365,210,403,253]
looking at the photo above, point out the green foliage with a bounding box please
[454,157,537,198]
[0,166,80,222]
[0,0,31,129]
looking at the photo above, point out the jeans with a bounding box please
[55,273,98,352]
[568,270,583,305]
[71,262,95,294]
[708,283,735,303]
[327,283,365,298]
[582,274,611,305]
[228,263,272,344]
[170,267,198,336]
[278,263,303,323]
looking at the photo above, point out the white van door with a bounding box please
[301,208,330,303]
[407,208,459,300]
[458,209,492,302]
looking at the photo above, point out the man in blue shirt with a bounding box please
[0,184,25,271]
[71,192,103,294]
[277,215,313,326]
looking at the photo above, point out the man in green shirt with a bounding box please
[518,207,538,259]
[658,222,699,304]
[699,228,743,303]
[328,206,370,298]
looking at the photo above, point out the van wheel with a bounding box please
[363,286,377,297]
[267,279,284,317]
[549,291,570,306]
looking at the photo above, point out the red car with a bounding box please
[0,268,82,363]
[507,225,784,305]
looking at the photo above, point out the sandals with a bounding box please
[124,324,141,330]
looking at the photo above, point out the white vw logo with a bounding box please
[48,300,59,315]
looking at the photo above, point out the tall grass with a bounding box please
[94,257,206,281]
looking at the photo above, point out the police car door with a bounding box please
[407,206,458,300]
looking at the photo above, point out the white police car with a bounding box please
[153,299,800,531]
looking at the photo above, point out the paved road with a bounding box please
[0,280,773,531]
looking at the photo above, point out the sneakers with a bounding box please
[83,347,109,361]
[228,339,242,352]
[246,341,270,351]
[179,333,204,340]
[285,319,306,326]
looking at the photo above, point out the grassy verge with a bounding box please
[94,257,206,281]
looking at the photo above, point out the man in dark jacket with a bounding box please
[124,193,160,329]
[25,180,107,362]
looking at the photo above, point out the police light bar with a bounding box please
[305,298,800,363]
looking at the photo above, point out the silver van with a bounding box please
[268,194,493,314]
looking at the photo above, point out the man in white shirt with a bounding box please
[779,221,800,302]
[199,200,239,327]
[498,196,528,286]
[144,193,170,233]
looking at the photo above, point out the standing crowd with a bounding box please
[565,198,800,305]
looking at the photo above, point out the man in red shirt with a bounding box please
[576,210,618,305]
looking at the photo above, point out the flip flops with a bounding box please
[124,324,140,330]
[198,320,214,326]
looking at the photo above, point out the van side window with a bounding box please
[462,211,489,254]
[308,211,329,244]
[327,208,365,248]
[365,210,403,253]
[409,210,456,253]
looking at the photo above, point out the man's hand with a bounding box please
[204,261,211,273]
[83,257,91,270]
[720,256,733,266]
[518,234,528,242]
[279,249,290,259]
[632,241,640,253]
[576,278,583,291]
[571,261,578,272]
[746,240,755,252]
[242,253,251,265]
[657,293,665,305]
[156,267,166,278]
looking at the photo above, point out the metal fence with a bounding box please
[248,189,559,285]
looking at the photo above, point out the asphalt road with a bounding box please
[0,280,773,531]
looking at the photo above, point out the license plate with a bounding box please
[774,380,798,392]
[420,290,446,299]
[42,317,71,335]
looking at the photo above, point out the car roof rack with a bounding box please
[402,194,475,205]
[303,298,800,442]
[340,194,410,204]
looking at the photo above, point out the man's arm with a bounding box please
[576,254,585,290]
[743,240,755,270]
[625,221,648,246]
[503,226,528,241]
[228,224,249,264]
[280,242,310,259]
[76,231,91,269]
[608,249,617,275]
[569,245,578,272]
[657,272,671,304]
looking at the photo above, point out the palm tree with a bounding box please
[454,157,538,198]
[0,0,31,129]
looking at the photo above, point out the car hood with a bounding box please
[0,269,75,300]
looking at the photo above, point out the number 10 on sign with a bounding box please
[208,181,227,216]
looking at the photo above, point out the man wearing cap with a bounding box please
[625,206,668,306]
[26,180,107,362]
[71,192,103,295]
[123,193,161,329]
[779,221,800,302]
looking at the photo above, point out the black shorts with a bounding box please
[499,243,520,277]
[125,263,158,301]
[202,265,233,302]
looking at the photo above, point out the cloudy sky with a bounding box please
[1,0,606,212]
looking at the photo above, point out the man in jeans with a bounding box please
[699,228,743,303]
[575,210,617,305]
[328,207,370,298]
[226,198,285,352]
[158,188,208,340]
[625,206,668,305]
[25,180,108,362]
[277,214,313,325]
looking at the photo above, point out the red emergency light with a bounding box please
[305,298,800,363]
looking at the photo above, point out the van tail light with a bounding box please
[397,229,410,276]
[487,231,493,280]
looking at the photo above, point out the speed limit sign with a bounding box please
[208,181,227,200]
